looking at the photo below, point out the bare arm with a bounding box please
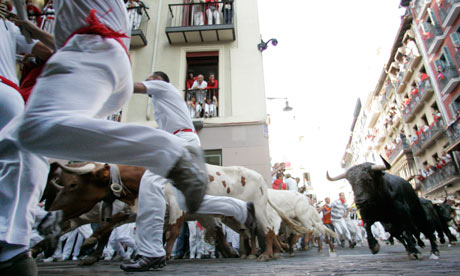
[133,82,147,94]
[14,18,55,50]
[31,41,53,62]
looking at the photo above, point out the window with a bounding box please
[185,51,220,119]
[204,149,222,166]
[450,25,460,50]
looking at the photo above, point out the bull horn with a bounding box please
[60,163,96,175]
[371,155,392,171]
[326,171,346,182]
[51,178,63,190]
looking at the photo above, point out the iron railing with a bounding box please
[184,88,219,118]
[167,1,233,28]
[422,161,458,190]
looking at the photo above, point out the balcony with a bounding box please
[456,50,460,69]
[402,79,434,123]
[411,120,446,156]
[445,117,460,151]
[166,2,235,44]
[380,84,393,108]
[423,23,444,54]
[437,65,460,95]
[414,0,432,19]
[367,100,382,128]
[184,88,220,118]
[385,136,411,164]
[439,0,460,28]
[128,4,150,48]
[422,161,460,194]
[396,72,407,94]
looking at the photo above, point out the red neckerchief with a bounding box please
[340,199,345,204]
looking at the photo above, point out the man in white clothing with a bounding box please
[0,1,207,275]
[0,4,54,276]
[284,174,298,191]
[122,71,256,272]
[331,193,356,248]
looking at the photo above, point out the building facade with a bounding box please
[124,0,272,183]
[343,1,460,200]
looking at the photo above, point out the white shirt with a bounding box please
[142,80,196,136]
[53,0,130,50]
[285,177,297,191]
[0,20,38,85]
[192,80,207,89]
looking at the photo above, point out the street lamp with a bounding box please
[266,97,293,112]
[258,38,278,52]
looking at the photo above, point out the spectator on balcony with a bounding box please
[402,96,410,108]
[272,172,287,190]
[408,134,417,145]
[126,0,142,30]
[205,0,221,25]
[191,0,205,26]
[191,74,207,103]
[206,73,218,97]
[436,64,445,80]
[202,96,218,118]
[223,0,233,24]
[435,157,446,169]
[420,72,429,82]
[417,169,426,181]
[441,151,452,164]
[433,108,441,123]
[406,38,419,57]
[422,123,430,134]
[186,71,196,90]
[284,174,297,191]
[410,86,419,97]
[426,164,436,176]
[187,95,201,118]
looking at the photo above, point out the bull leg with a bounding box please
[302,231,312,251]
[214,224,239,258]
[272,234,283,259]
[247,234,258,259]
[257,229,274,262]
[288,234,298,257]
[30,239,47,258]
[80,230,112,265]
[317,236,322,253]
[442,224,457,244]
[239,236,251,259]
[365,222,380,254]
[424,231,440,257]
[402,230,422,260]
[164,216,185,260]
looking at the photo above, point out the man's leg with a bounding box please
[121,171,166,271]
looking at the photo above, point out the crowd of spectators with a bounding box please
[186,72,219,118]
[416,151,453,182]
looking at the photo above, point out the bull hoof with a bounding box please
[273,253,281,259]
[289,252,295,257]
[408,253,417,260]
[257,254,271,262]
[247,254,257,260]
[433,250,440,257]
[240,254,247,259]
[440,238,446,244]
[79,256,98,266]
[370,243,380,255]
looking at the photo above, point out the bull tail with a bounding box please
[267,198,311,234]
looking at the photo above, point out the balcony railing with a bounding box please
[184,88,219,118]
[422,161,458,192]
[414,0,432,18]
[422,23,444,53]
[439,0,460,27]
[446,116,460,150]
[380,84,393,107]
[411,120,445,155]
[402,79,434,122]
[456,50,460,69]
[437,65,460,94]
[128,4,150,47]
[166,2,235,44]
[385,135,411,164]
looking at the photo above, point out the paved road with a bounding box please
[38,243,460,276]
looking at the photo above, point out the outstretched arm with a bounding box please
[14,18,55,50]
[133,82,147,94]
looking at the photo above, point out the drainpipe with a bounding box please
[151,0,163,73]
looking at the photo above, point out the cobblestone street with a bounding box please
[38,243,460,276]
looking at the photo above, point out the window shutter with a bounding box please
[451,32,460,48]
[442,46,454,66]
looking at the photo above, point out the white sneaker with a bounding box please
[72,256,78,261]
[42,257,54,263]
[196,254,202,259]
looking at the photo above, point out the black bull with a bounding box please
[327,158,439,259]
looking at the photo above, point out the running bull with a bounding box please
[327,157,439,259]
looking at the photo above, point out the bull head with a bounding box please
[326,155,391,182]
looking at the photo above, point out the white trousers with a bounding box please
[187,221,204,258]
[331,218,352,242]
[0,83,24,130]
[345,218,362,243]
[15,35,185,177]
[62,224,93,259]
[206,8,221,25]
[135,134,247,258]
[104,223,136,259]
